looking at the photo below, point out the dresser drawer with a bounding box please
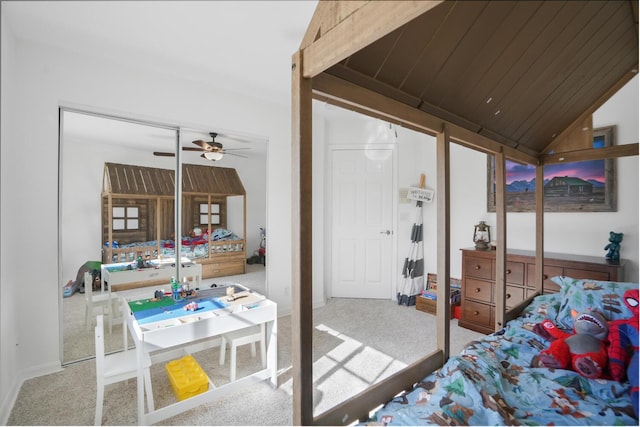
[464,278,493,303]
[465,256,492,280]
[461,300,493,329]
[505,261,524,285]
[505,285,525,309]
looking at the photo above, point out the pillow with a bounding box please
[553,276,639,329]
[522,293,561,322]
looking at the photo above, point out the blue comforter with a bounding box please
[363,294,637,425]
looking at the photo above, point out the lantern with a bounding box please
[473,221,491,249]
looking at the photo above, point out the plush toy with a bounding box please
[536,310,609,379]
[607,288,639,417]
[604,231,624,261]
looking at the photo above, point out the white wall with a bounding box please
[1,8,21,420]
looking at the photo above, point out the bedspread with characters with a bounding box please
[104,228,242,263]
[362,278,639,426]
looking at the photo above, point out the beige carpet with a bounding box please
[12,271,483,426]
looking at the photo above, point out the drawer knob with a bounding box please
[543,274,549,280]
[475,288,481,293]
[475,265,481,270]
[506,269,512,274]
[506,293,511,299]
[473,310,479,315]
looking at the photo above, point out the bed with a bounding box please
[104,228,244,263]
[362,277,638,426]
[291,2,638,424]
[101,162,247,279]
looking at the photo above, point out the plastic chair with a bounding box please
[94,315,154,425]
[84,271,119,333]
[219,323,266,381]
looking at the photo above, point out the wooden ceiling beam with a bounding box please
[542,143,639,164]
[302,1,444,78]
[313,72,538,165]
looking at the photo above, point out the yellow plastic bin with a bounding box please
[165,355,209,401]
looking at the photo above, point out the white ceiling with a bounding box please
[3,0,318,156]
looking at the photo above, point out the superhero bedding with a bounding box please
[104,228,243,263]
[362,277,639,426]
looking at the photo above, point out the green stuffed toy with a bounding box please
[604,231,623,261]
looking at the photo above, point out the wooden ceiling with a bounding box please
[305,0,638,160]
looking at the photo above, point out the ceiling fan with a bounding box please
[153,132,250,161]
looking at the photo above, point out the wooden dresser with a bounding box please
[459,248,625,334]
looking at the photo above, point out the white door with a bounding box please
[331,148,394,299]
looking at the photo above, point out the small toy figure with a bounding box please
[604,231,623,261]
[536,310,609,379]
[184,302,199,311]
[608,289,639,417]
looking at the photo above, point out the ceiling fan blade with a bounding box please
[225,152,249,158]
[153,151,175,157]
[192,139,213,151]
[182,146,203,152]
[222,147,252,151]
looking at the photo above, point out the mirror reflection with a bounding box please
[60,110,267,364]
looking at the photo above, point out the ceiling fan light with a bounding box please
[203,151,223,161]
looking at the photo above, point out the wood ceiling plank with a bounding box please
[504,1,626,143]
[375,3,455,87]
[460,1,566,125]
[341,26,401,77]
[428,1,517,106]
[441,1,541,116]
[302,1,444,78]
[401,0,488,97]
[519,24,637,150]
[473,1,585,142]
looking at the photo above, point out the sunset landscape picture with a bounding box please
[487,128,615,212]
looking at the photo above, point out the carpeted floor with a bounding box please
[10,268,483,426]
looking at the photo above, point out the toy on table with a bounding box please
[534,309,609,379]
[171,277,181,301]
[183,301,199,311]
[607,288,639,417]
[604,231,623,261]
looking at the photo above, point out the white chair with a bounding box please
[95,315,154,425]
[84,271,119,333]
[219,323,266,381]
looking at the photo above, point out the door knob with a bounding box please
[380,230,391,235]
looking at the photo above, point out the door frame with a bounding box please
[325,143,399,301]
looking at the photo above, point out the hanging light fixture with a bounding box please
[202,151,223,161]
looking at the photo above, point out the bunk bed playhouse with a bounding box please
[101,162,246,281]
[291,1,639,425]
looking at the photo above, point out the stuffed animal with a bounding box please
[607,288,639,417]
[604,231,624,260]
[536,309,609,379]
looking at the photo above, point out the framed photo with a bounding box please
[487,126,616,212]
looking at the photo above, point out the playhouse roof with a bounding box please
[300,0,638,161]
[102,162,245,197]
